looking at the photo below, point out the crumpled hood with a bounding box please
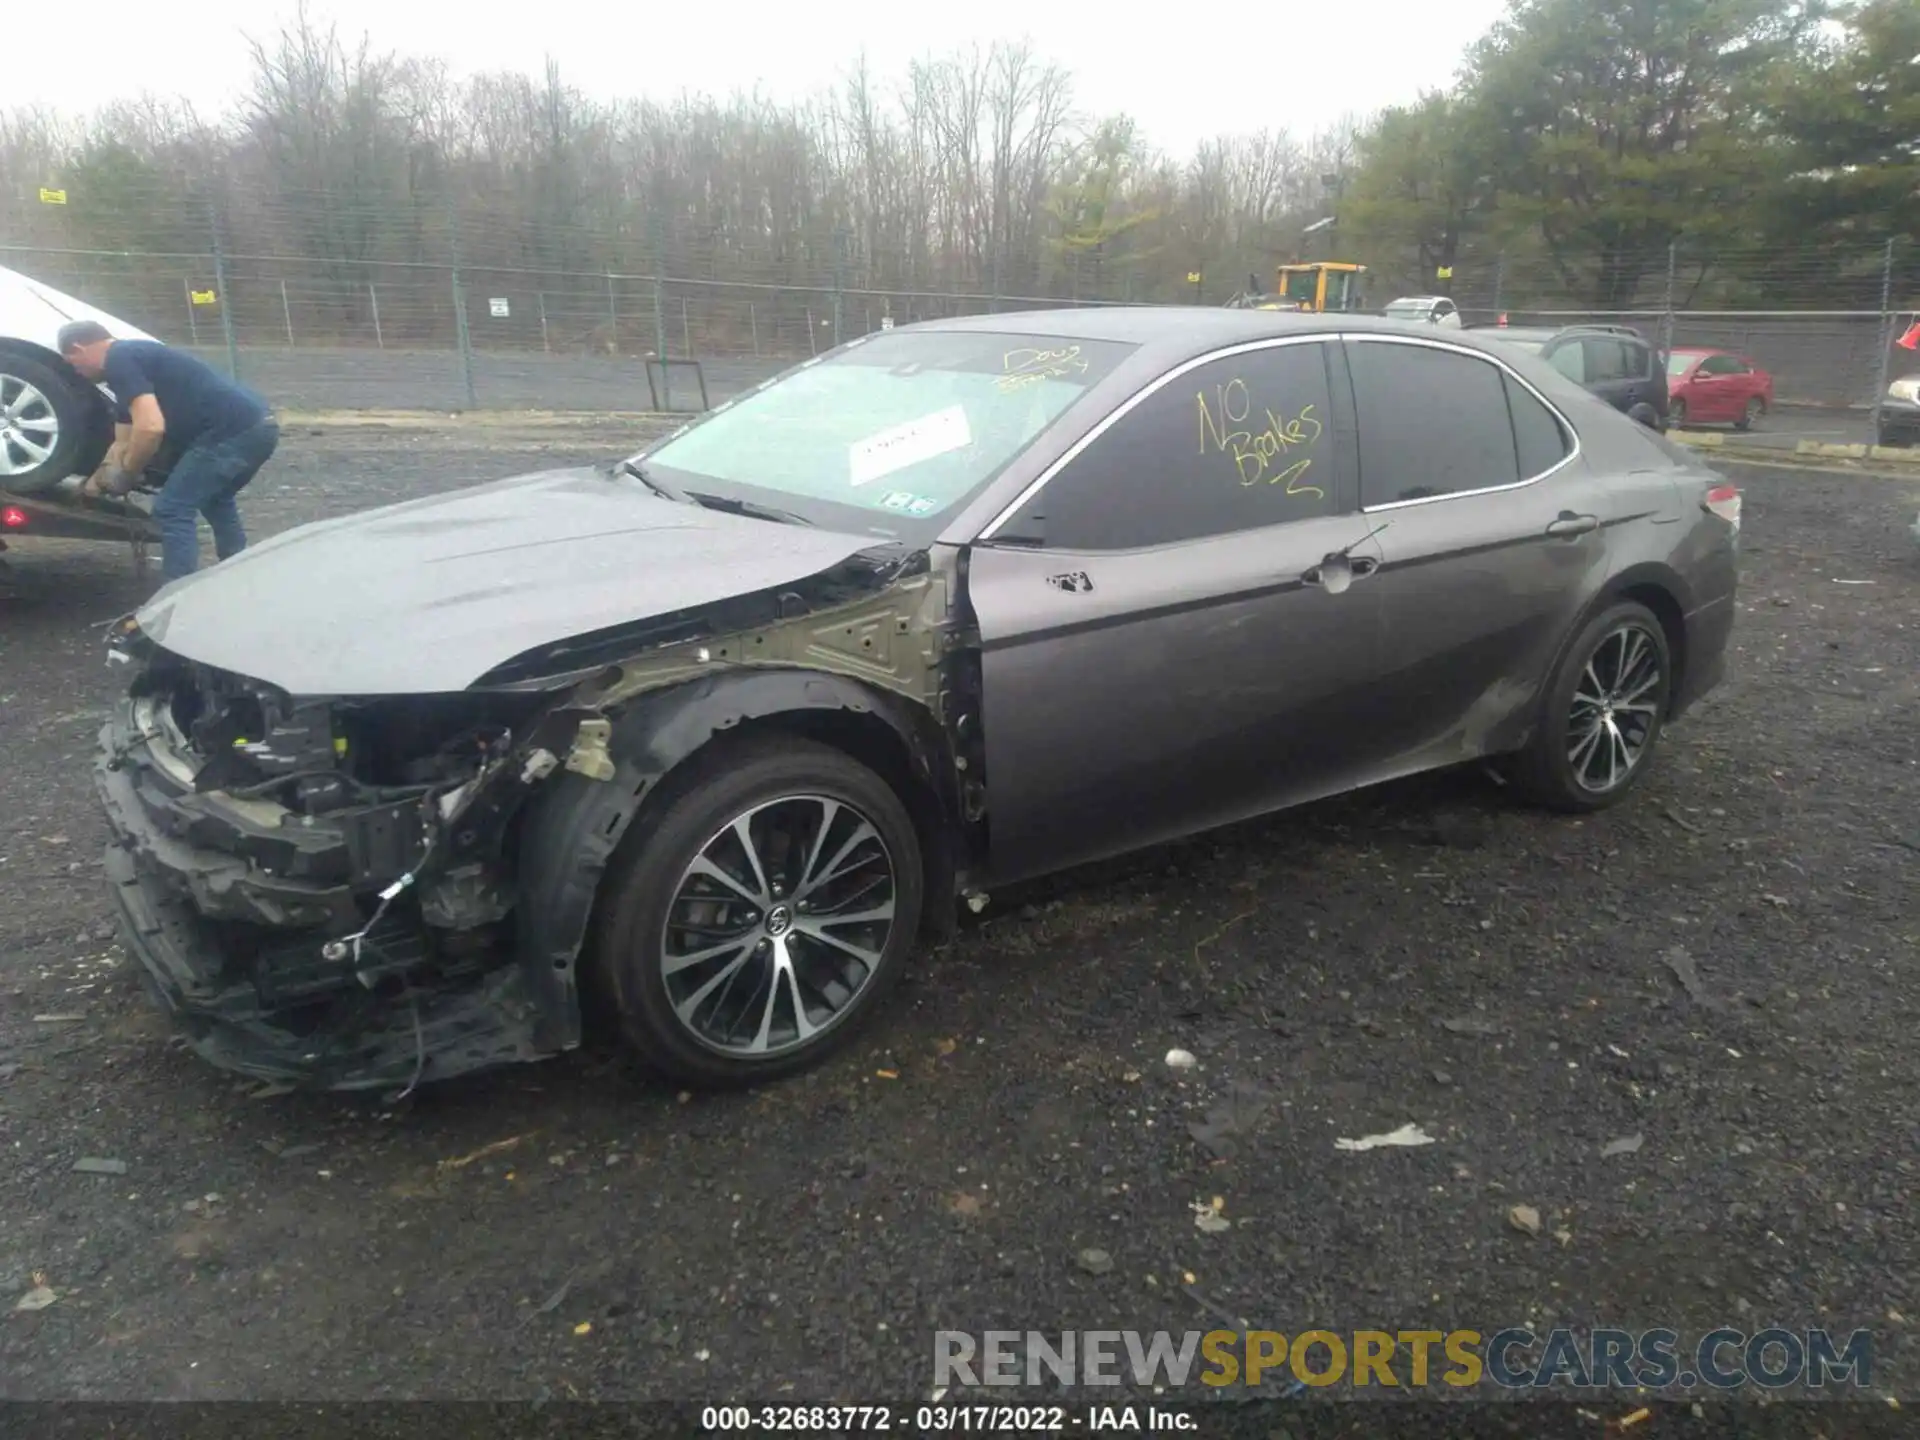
[132,466,890,695]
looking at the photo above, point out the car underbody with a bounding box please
[96,542,981,1092]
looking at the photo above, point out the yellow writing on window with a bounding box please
[997,345,1088,392]
[1196,378,1325,496]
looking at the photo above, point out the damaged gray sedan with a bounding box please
[95,309,1740,1092]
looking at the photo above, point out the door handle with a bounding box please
[1302,555,1379,586]
[1545,512,1600,538]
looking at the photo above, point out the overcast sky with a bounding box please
[22,0,1511,157]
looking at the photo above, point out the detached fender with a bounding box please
[512,667,959,1053]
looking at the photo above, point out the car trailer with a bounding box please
[0,484,159,596]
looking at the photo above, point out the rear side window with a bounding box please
[1547,342,1586,384]
[1582,338,1637,382]
[1348,340,1522,506]
[1504,373,1573,478]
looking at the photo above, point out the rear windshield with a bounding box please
[1385,301,1430,317]
[641,329,1135,533]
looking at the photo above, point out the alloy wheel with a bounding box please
[0,373,59,478]
[1567,624,1664,793]
[1744,398,1763,427]
[659,794,898,1057]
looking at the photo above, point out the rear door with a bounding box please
[1724,355,1766,412]
[963,337,1395,884]
[1337,334,1615,772]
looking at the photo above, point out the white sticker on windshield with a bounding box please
[848,405,971,486]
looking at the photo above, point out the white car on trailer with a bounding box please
[0,264,158,496]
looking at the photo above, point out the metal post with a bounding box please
[749,302,759,356]
[450,268,478,408]
[210,221,239,381]
[1660,240,1677,357]
[1492,251,1506,317]
[606,273,619,353]
[184,278,200,345]
[1872,236,1897,443]
[649,209,668,361]
[444,198,479,408]
[681,296,691,357]
[369,282,384,349]
[806,306,817,356]
[538,292,549,353]
[830,230,846,345]
[280,279,295,347]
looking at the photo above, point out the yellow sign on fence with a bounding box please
[190,289,217,306]
[39,187,67,205]
[1187,271,1203,284]
[1437,265,1454,280]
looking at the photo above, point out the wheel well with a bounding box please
[1617,581,1688,713]
[0,338,98,398]
[725,710,960,941]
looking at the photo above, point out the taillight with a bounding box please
[1497,313,1509,327]
[1703,483,1741,531]
[2,506,26,528]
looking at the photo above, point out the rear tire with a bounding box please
[0,351,108,496]
[1513,600,1673,813]
[587,734,925,1090]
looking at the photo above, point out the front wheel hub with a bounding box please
[659,794,899,1059]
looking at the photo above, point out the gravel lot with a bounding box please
[2,421,1917,1411]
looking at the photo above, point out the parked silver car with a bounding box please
[96,309,1741,1093]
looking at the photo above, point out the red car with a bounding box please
[1666,347,1774,429]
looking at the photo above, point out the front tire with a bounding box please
[1513,600,1673,813]
[1668,398,1688,428]
[1736,396,1764,431]
[589,734,925,1089]
[0,351,107,496]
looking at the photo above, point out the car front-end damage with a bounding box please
[95,544,980,1093]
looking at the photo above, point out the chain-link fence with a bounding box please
[1366,238,1918,414]
[5,237,1914,414]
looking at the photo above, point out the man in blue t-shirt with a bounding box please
[57,320,279,583]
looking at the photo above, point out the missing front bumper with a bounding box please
[94,711,555,1091]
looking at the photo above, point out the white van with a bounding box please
[0,265,159,496]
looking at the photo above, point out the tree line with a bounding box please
[0,0,1912,322]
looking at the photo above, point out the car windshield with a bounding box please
[1667,352,1702,376]
[638,329,1134,535]
[1491,334,1548,354]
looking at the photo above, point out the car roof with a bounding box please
[1387,295,1447,305]
[895,306,1523,368]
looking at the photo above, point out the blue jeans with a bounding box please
[151,419,278,581]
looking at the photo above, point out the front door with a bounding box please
[964,338,1392,886]
[1691,355,1756,421]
